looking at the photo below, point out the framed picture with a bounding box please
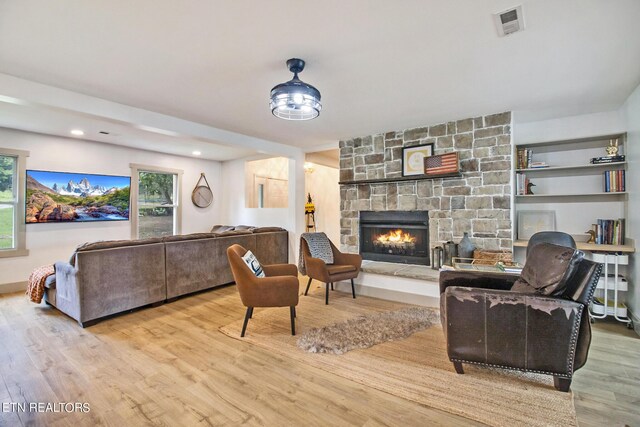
[402,143,434,176]
[424,152,460,176]
[517,210,556,240]
[26,170,131,224]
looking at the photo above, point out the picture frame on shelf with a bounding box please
[402,143,434,176]
[517,210,556,240]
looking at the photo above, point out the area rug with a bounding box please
[297,306,439,354]
[219,292,577,427]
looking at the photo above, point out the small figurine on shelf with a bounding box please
[585,229,596,244]
[526,182,536,195]
[605,138,619,157]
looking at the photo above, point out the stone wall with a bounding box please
[339,112,512,255]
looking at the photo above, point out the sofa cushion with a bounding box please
[163,233,217,242]
[210,225,236,233]
[241,250,266,278]
[511,243,583,296]
[76,237,164,252]
[218,229,253,236]
[252,226,286,233]
[70,237,165,266]
[233,225,256,231]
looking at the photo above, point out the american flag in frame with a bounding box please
[424,152,459,176]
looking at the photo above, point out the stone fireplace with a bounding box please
[359,211,429,265]
[340,112,512,261]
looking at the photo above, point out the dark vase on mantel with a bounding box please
[458,232,475,261]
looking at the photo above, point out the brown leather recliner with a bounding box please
[300,237,362,305]
[527,231,576,255]
[227,244,299,337]
[439,243,602,392]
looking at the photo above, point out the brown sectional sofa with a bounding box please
[44,228,288,327]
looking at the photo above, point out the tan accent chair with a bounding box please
[227,244,299,337]
[300,237,362,305]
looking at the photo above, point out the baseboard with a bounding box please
[333,281,440,308]
[0,281,26,294]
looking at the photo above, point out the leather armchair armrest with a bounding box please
[263,263,298,278]
[238,275,300,308]
[304,255,330,282]
[333,251,362,270]
[439,270,519,294]
[444,286,584,376]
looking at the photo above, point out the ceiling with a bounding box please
[0,0,639,159]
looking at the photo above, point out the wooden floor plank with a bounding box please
[1,280,638,426]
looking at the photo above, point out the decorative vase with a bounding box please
[458,232,475,260]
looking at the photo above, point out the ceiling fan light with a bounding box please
[270,58,322,121]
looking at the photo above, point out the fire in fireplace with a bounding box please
[359,211,429,265]
[374,229,417,254]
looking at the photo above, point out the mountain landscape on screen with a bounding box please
[25,170,130,223]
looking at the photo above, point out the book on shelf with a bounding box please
[603,170,625,192]
[595,218,625,245]
[591,155,625,164]
[516,172,531,195]
[516,148,533,169]
[529,162,548,168]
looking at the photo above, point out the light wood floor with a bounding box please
[1,279,638,427]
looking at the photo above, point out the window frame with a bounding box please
[0,148,29,258]
[130,163,183,239]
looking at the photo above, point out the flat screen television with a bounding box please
[25,170,131,223]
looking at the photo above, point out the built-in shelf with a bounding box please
[513,240,635,253]
[516,192,627,199]
[339,173,462,185]
[515,162,626,173]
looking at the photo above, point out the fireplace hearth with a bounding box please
[359,211,429,265]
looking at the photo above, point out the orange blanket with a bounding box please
[27,265,54,303]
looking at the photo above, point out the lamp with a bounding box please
[304,162,315,173]
[270,58,322,120]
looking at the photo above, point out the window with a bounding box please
[130,164,182,239]
[0,148,29,258]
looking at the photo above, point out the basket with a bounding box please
[472,249,513,266]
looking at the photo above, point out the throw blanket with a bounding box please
[27,264,54,304]
[298,232,334,276]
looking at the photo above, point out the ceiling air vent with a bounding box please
[493,5,524,37]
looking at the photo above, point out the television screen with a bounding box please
[26,170,131,223]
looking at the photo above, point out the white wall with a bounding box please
[244,157,289,208]
[514,110,626,145]
[220,153,306,262]
[0,127,223,286]
[304,164,340,245]
[622,83,640,327]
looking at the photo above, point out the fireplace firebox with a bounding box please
[359,211,429,265]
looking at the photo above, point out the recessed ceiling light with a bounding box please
[70,129,84,136]
[192,151,201,156]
